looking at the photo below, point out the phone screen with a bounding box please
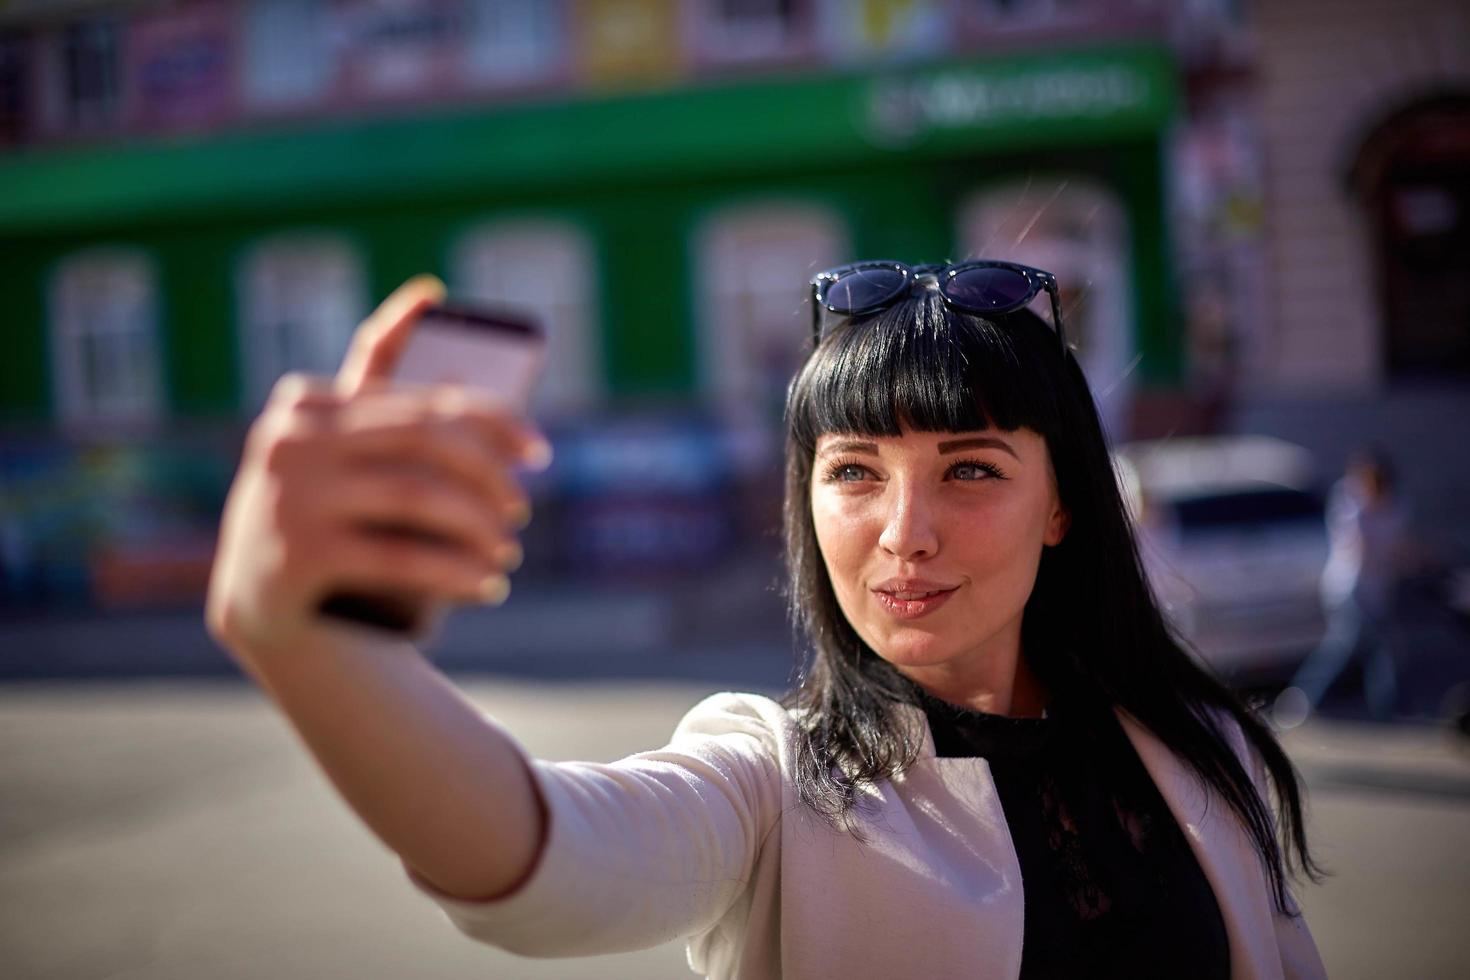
[392,303,546,410]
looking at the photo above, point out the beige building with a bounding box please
[1251,0,1469,393]
[1228,0,1470,556]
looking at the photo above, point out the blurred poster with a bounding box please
[332,0,461,98]
[576,0,684,88]
[1172,92,1268,388]
[128,0,236,127]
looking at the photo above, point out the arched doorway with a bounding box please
[1348,95,1470,377]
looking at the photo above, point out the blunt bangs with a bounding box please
[787,291,1064,452]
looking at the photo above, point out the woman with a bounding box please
[207,266,1327,979]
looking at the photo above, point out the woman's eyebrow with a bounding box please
[937,436,1020,461]
[819,439,880,456]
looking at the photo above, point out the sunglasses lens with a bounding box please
[944,266,1033,312]
[823,267,908,313]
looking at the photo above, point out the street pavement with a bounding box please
[2,676,1468,980]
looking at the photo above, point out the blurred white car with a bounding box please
[1114,435,1330,683]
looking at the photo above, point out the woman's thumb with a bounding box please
[336,274,447,396]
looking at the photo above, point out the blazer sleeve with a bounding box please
[403,691,786,958]
[1224,711,1330,980]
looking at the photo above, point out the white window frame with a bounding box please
[694,203,847,416]
[48,248,164,427]
[449,220,601,418]
[236,234,368,409]
[958,178,1134,440]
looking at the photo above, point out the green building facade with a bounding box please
[0,37,1184,602]
[3,43,1180,420]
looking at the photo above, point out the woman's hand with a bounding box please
[206,275,551,664]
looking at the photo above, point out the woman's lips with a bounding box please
[871,585,958,619]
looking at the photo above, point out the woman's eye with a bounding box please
[821,457,875,483]
[950,460,1005,481]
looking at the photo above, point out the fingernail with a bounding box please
[494,540,524,572]
[478,574,511,606]
[523,440,553,472]
[412,273,447,299]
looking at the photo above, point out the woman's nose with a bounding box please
[877,485,939,560]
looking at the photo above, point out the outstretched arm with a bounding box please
[207,276,550,902]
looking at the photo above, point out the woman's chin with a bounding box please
[866,630,956,671]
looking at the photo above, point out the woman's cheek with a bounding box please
[813,513,871,617]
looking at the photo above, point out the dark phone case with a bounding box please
[319,591,424,634]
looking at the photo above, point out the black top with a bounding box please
[908,683,1232,980]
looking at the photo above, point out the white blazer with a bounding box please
[409,692,1327,980]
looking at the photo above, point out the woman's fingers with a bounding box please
[336,275,447,397]
[319,528,511,607]
[332,421,531,527]
[324,467,521,572]
[336,384,552,473]
[230,368,548,631]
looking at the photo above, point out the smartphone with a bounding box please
[317,300,547,638]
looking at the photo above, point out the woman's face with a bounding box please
[810,426,1069,690]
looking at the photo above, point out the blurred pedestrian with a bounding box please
[1275,449,1410,728]
[207,267,1326,978]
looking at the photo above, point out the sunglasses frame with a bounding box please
[809,259,1068,355]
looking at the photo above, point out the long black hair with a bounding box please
[779,288,1326,915]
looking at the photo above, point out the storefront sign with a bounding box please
[866,58,1160,147]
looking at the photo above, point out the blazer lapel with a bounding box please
[1115,709,1284,980]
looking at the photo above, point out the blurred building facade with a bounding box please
[1229,0,1470,565]
[2,0,1461,608]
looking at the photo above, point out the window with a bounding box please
[0,32,32,144]
[243,0,332,109]
[959,180,1133,440]
[49,250,163,425]
[694,204,846,417]
[237,236,367,408]
[59,17,123,128]
[697,0,803,62]
[450,222,600,417]
[1349,96,1470,377]
[462,0,562,84]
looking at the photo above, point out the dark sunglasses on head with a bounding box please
[809,260,1068,355]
